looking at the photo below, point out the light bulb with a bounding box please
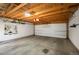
[36,19,39,21]
[34,19,36,22]
[34,19,39,22]
[24,12,31,17]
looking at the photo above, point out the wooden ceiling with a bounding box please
[0,3,79,24]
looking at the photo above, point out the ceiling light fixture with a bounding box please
[34,19,36,22]
[34,19,39,22]
[36,19,39,21]
[24,12,31,17]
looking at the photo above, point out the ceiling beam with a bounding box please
[41,12,70,19]
[7,4,41,18]
[9,4,79,20]
[26,7,77,19]
[19,5,77,20]
[5,3,26,16]
[17,6,65,19]
[5,4,14,14]
[11,4,73,19]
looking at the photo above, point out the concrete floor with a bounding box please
[0,36,79,55]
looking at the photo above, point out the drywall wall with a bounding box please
[69,8,79,50]
[0,18,34,41]
[35,23,66,38]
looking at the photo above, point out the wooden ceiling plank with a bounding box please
[12,4,79,19]
[1,3,79,24]
[5,4,14,14]
[9,4,41,18]
[12,11,24,18]
[19,5,69,19]
[28,7,77,19]
[8,7,26,17]
[21,4,77,19]
[8,10,23,17]
[12,4,75,19]
[5,3,26,16]
[40,12,72,19]
[10,4,78,19]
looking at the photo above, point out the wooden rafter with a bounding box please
[0,3,79,24]
[11,4,42,18]
[5,4,14,14]
[13,4,76,18]
[26,7,77,19]
[5,3,26,16]
[17,4,78,20]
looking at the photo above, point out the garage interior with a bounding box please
[0,3,79,55]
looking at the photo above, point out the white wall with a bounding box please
[35,23,66,38]
[0,18,34,41]
[69,8,79,50]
